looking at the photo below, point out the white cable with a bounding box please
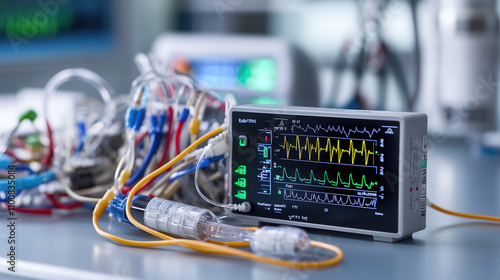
[194,140,250,212]
[224,93,237,123]
[130,72,193,103]
[113,131,135,190]
[194,143,228,208]
[42,68,116,157]
[43,68,114,121]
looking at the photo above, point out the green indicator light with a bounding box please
[238,135,248,147]
[422,160,427,168]
[237,63,251,84]
[235,190,246,200]
[278,190,282,194]
[235,178,246,187]
[263,147,269,158]
[251,96,278,105]
[234,165,246,175]
[237,58,276,92]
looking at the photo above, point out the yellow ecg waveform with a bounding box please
[279,135,376,165]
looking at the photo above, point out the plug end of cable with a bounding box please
[118,170,131,189]
[231,201,251,213]
[93,189,115,217]
[251,226,310,259]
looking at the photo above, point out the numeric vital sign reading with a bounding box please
[231,108,401,233]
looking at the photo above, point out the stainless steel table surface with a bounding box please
[1,139,499,280]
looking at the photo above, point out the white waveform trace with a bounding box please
[283,189,377,209]
[291,124,381,138]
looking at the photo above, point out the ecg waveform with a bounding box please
[279,135,376,165]
[291,124,381,138]
[283,189,377,209]
[277,167,377,190]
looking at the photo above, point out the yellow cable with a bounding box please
[189,93,205,143]
[428,201,500,222]
[93,125,343,268]
[93,214,342,268]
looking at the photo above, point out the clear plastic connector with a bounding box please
[142,197,311,258]
[144,198,217,241]
[250,226,311,258]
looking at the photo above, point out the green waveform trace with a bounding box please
[278,167,377,190]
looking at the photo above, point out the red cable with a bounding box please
[167,84,176,98]
[15,208,52,215]
[45,193,83,210]
[40,119,54,168]
[13,137,26,149]
[3,150,29,164]
[1,203,52,215]
[120,186,131,194]
[135,131,148,146]
[175,120,185,156]
[156,106,173,168]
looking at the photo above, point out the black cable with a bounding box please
[385,43,411,108]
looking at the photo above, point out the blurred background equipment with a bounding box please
[2,0,500,138]
[0,0,133,93]
[435,0,499,134]
[151,33,319,106]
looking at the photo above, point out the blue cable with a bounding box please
[169,165,197,182]
[0,154,12,167]
[169,154,225,183]
[0,165,34,175]
[126,114,166,186]
[179,108,189,122]
[125,108,138,129]
[75,120,86,154]
[132,108,146,132]
[0,170,56,193]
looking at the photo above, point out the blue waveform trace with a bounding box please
[283,189,377,209]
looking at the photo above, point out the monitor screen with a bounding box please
[231,110,400,233]
[173,57,277,93]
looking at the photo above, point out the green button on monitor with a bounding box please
[238,135,248,147]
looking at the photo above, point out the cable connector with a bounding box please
[232,201,251,213]
[188,130,229,160]
[179,108,190,122]
[93,189,115,217]
[118,170,131,187]
[124,108,137,129]
[189,118,201,136]
[19,109,37,122]
[132,108,146,131]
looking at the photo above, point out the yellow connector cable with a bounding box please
[117,170,131,189]
[189,93,205,143]
[93,125,343,268]
[189,118,201,137]
[428,201,500,222]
